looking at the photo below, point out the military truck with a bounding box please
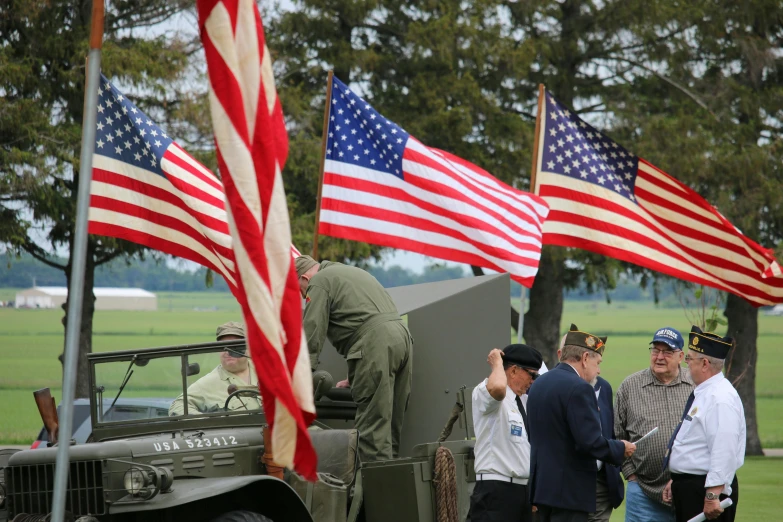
[0,274,512,522]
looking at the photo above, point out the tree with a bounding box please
[0,0,192,396]
[606,0,783,454]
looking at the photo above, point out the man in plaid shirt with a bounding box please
[614,327,694,522]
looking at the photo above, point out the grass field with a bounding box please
[0,292,781,520]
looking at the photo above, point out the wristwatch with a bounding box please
[705,491,720,500]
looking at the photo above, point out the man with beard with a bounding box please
[169,322,262,415]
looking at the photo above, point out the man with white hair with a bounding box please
[662,326,745,521]
[528,324,636,522]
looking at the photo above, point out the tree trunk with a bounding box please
[60,239,96,399]
[724,293,763,456]
[523,246,565,367]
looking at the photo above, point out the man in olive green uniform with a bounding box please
[296,255,413,462]
[169,322,263,416]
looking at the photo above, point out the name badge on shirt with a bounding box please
[510,424,523,437]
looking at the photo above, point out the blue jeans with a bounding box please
[625,480,675,522]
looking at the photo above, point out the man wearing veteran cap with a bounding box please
[528,324,636,522]
[662,326,745,521]
[169,322,263,416]
[469,344,543,522]
[295,255,413,463]
[614,327,693,522]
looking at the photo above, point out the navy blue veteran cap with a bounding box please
[502,344,543,370]
[650,326,684,351]
[688,325,733,359]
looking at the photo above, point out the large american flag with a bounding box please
[88,76,301,290]
[534,89,783,306]
[319,76,550,287]
[197,0,316,479]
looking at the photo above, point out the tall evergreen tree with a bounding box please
[0,0,191,396]
[607,0,783,454]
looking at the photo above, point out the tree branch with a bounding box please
[606,56,719,121]
[95,249,125,267]
[22,243,66,271]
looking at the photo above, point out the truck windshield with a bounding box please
[92,345,263,424]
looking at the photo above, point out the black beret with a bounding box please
[688,325,733,359]
[502,343,543,370]
[564,323,607,356]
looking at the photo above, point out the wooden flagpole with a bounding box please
[529,84,545,194]
[518,84,546,343]
[311,70,334,260]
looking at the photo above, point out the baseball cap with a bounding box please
[650,327,684,351]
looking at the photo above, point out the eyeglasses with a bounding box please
[649,347,677,358]
[684,355,704,363]
[526,369,539,381]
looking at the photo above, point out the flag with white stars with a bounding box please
[88,74,300,296]
[319,76,550,286]
[534,89,783,305]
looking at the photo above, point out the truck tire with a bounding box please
[210,511,274,522]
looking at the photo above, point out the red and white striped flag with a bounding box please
[534,88,783,305]
[320,76,550,287]
[87,75,301,295]
[197,0,316,478]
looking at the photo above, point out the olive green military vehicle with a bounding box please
[0,274,512,522]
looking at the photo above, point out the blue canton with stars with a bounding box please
[541,93,639,202]
[325,77,410,180]
[94,75,173,177]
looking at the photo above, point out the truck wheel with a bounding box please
[210,511,274,522]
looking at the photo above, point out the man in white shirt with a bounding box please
[469,343,543,522]
[662,326,745,521]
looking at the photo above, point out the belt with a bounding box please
[477,473,528,485]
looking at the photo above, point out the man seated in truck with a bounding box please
[169,322,263,415]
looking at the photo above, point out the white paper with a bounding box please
[634,426,659,444]
[686,498,733,522]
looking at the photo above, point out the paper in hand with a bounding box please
[635,426,659,444]
[686,498,733,522]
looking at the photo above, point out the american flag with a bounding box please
[197,0,316,479]
[88,76,301,291]
[534,89,783,306]
[319,76,550,287]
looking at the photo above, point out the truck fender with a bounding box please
[109,475,313,522]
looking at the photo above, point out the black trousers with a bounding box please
[469,480,532,522]
[536,505,588,522]
[671,472,739,522]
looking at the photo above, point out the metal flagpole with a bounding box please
[311,70,334,259]
[51,1,104,520]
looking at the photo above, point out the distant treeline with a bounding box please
[1,252,677,303]
[1,253,230,292]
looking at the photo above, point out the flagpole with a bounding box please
[529,84,545,194]
[519,85,544,343]
[51,1,104,521]
[517,286,526,343]
[312,70,334,259]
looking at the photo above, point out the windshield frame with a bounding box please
[87,340,265,441]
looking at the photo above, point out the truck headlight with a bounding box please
[123,468,150,497]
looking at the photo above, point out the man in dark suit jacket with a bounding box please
[591,376,625,522]
[528,324,636,522]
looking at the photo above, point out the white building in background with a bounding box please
[15,287,157,311]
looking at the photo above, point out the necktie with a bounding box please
[516,396,530,440]
[662,391,695,470]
